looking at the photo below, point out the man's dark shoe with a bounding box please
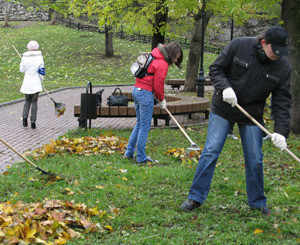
[181,199,201,211]
[31,122,36,129]
[251,206,271,216]
[23,118,28,127]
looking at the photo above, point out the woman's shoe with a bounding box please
[31,122,36,129]
[23,118,28,127]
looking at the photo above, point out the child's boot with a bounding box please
[23,118,28,127]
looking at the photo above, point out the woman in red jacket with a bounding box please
[125,42,183,164]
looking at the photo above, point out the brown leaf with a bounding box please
[81,219,93,229]
[50,211,65,222]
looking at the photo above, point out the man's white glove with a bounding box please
[222,87,237,107]
[271,133,287,151]
[158,99,167,109]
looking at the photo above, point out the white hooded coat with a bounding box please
[20,51,44,94]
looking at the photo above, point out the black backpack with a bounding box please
[130,52,155,78]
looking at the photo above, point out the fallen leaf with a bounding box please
[254,228,263,234]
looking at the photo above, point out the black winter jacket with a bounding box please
[209,37,291,138]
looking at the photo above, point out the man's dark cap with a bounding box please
[265,26,289,56]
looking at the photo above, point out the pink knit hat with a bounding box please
[27,40,39,51]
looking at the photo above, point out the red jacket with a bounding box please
[134,47,168,101]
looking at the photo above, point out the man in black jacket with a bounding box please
[181,26,291,215]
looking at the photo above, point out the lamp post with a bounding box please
[197,0,206,97]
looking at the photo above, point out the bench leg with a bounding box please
[153,117,158,127]
[205,110,209,119]
[165,116,170,126]
[78,117,86,128]
[188,113,192,119]
[171,85,181,90]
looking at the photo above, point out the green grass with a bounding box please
[0,21,299,244]
[0,126,299,244]
[0,21,217,104]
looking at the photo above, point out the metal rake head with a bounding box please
[187,143,201,152]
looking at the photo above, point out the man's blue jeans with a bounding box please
[188,112,267,208]
[125,87,154,163]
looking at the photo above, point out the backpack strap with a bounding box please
[145,55,155,76]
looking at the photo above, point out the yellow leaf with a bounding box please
[45,145,56,154]
[96,185,104,189]
[0,215,12,223]
[104,225,113,232]
[26,226,37,239]
[254,228,263,234]
[54,237,67,244]
[89,207,100,215]
[100,210,107,218]
[55,176,63,181]
[76,146,85,153]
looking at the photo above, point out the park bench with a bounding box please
[74,91,210,128]
[165,78,212,90]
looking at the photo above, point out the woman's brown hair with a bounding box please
[164,42,183,68]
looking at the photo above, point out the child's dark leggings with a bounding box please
[22,92,39,123]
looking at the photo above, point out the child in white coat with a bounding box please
[20,40,45,129]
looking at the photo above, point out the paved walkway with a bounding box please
[0,85,210,173]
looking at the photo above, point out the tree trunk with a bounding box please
[151,0,168,49]
[3,1,10,28]
[51,11,58,25]
[282,0,300,134]
[105,25,114,57]
[184,10,211,91]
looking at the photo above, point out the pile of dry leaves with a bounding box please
[0,199,114,244]
[29,135,128,160]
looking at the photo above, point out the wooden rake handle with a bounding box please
[235,103,300,163]
[12,45,22,58]
[165,107,195,145]
[0,137,38,168]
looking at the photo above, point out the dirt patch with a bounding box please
[2,21,43,29]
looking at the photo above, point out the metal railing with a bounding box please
[58,16,225,54]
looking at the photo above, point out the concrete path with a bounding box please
[0,85,210,173]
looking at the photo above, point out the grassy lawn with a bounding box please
[0,21,299,244]
[0,126,299,244]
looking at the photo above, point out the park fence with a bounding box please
[58,17,225,54]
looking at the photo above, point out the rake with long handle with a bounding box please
[12,45,66,116]
[165,107,201,151]
[235,103,299,163]
[41,84,65,110]
[0,137,60,176]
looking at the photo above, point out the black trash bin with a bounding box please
[79,82,97,129]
